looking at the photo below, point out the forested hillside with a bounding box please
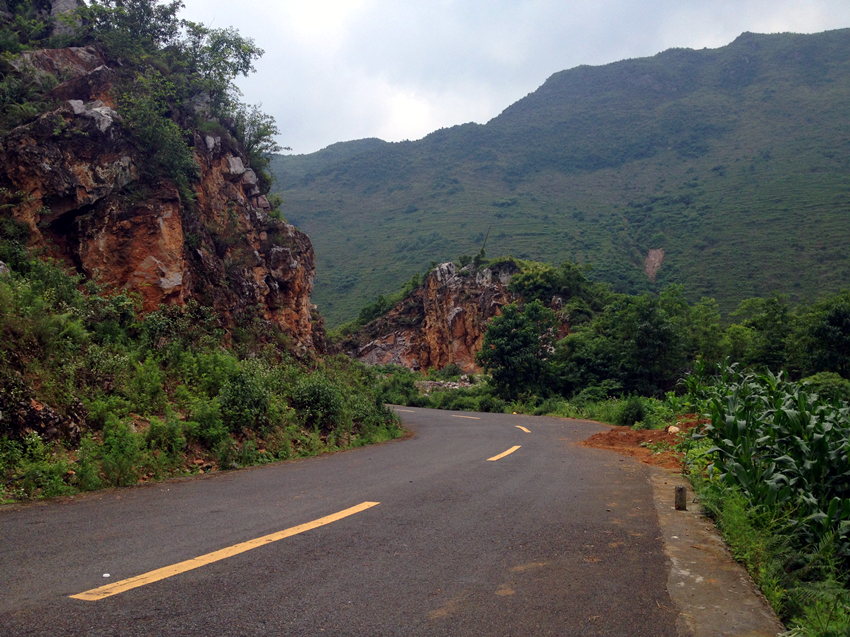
[271,29,850,327]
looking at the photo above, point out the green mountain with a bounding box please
[271,29,850,327]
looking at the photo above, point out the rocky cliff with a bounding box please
[0,47,322,354]
[337,260,520,372]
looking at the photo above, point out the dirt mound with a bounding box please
[581,417,704,471]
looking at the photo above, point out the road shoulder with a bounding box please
[648,468,785,637]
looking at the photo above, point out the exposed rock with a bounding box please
[50,0,81,36]
[0,260,8,277]
[223,155,245,179]
[48,65,115,105]
[645,248,665,282]
[337,261,520,373]
[416,379,475,393]
[68,99,121,132]
[0,46,323,355]
[11,46,103,79]
[242,168,258,186]
[0,372,84,443]
[191,91,212,116]
[204,135,221,154]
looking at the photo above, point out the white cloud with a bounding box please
[181,0,850,154]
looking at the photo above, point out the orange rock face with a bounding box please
[339,261,519,372]
[0,48,322,354]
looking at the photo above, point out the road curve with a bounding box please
[0,408,681,636]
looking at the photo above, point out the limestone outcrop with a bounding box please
[337,261,520,372]
[0,47,322,354]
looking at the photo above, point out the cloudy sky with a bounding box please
[180,0,850,155]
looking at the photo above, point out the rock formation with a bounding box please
[337,260,520,373]
[0,47,322,354]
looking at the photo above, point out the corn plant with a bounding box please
[687,364,850,568]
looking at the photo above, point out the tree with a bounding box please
[81,0,184,59]
[615,293,687,396]
[181,21,264,111]
[793,292,850,378]
[476,300,557,399]
[232,102,281,192]
[730,296,791,372]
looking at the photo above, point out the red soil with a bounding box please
[580,417,704,471]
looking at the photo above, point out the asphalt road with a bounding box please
[0,408,682,636]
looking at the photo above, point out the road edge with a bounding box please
[648,468,785,637]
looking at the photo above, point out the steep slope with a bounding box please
[271,29,850,326]
[1,46,323,354]
[335,260,519,372]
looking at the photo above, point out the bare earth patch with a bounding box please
[644,248,665,281]
[580,417,703,471]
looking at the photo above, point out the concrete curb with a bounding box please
[648,468,786,637]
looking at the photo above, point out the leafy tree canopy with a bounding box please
[0,0,280,194]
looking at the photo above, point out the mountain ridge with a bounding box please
[271,28,850,327]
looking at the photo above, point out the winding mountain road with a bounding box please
[1,408,683,636]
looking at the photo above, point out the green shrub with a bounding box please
[616,395,646,427]
[291,374,344,432]
[100,414,141,487]
[218,369,270,433]
[801,372,850,403]
[189,396,228,447]
[129,355,167,414]
[145,413,187,456]
[73,435,103,492]
[186,349,240,398]
[85,394,132,429]
[478,394,506,413]
[430,363,463,380]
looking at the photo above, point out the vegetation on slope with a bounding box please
[1,0,281,196]
[271,29,850,327]
[0,2,402,502]
[0,221,400,503]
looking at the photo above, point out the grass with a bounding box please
[270,29,850,327]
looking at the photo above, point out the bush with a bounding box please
[478,394,506,413]
[218,369,270,433]
[100,414,141,487]
[801,372,850,403]
[74,435,103,492]
[616,395,646,427]
[129,355,167,414]
[145,412,187,457]
[190,396,228,447]
[430,363,463,380]
[291,374,344,432]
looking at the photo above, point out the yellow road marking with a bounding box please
[395,409,414,413]
[488,446,521,461]
[70,501,380,601]
[452,415,480,420]
[515,426,530,433]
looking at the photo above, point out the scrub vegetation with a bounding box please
[0,222,401,503]
[0,1,401,503]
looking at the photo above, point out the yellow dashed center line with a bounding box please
[452,415,480,420]
[515,426,531,433]
[488,446,522,461]
[395,409,414,413]
[70,501,380,601]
